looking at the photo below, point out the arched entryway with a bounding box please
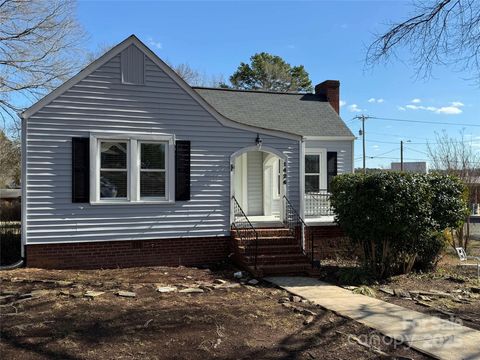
[231,146,286,225]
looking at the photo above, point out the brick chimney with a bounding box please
[315,80,340,114]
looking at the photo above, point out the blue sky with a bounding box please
[77,0,479,168]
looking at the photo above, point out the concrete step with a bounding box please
[233,236,299,246]
[259,263,315,276]
[245,253,309,265]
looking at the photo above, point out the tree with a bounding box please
[169,62,226,88]
[366,0,480,83]
[0,130,20,188]
[229,52,312,92]
[0,0,86,136]
[427,130,479,250]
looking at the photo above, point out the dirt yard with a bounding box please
[371,253,480,332]
[319,240,480,333]
[0,265,430,360]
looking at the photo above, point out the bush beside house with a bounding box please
[330,172,468,278]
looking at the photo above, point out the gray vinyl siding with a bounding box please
[25,51,300,244]
[246,151,263,215]
[304,140,353,174]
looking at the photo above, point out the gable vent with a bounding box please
[121,45,145,85]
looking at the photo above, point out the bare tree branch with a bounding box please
[0,0,87,138]
[366,0,480,84]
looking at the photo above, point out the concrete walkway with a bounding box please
[265,277,480,360]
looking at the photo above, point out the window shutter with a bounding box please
[72,137,90,203]
[175,140,191,201]
[327,152,337,192]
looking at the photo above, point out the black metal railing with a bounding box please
[304,190,334,217]
[232,196,259,269]
[283,196,316,268]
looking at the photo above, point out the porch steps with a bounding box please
[231,227,318,277]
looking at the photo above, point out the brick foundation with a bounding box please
[26,236,231,269]
[307,225,359,260]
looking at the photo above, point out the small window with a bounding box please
[100,141,128,199]
[305,154,320,193]
[140,142,166,199]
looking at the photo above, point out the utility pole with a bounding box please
[400,140,404,171]
[355,115,368,174]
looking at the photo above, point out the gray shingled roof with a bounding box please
[193,87,354,138]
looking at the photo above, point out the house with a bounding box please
[21,35,354,273]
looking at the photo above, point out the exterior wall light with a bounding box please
[255,133,263,149]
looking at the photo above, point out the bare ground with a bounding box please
[1,265,430,360]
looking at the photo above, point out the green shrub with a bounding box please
[330,172,467,278]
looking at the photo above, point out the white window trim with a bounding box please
[90,133,175,205]
[304,148,327,193]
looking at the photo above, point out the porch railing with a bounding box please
[304,190,334,217]
[232,196,259,269]
[283,196,316,268]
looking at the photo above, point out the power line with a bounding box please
[370,116,480,128]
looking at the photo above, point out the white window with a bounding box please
[100,141,129,200]
[304,149,327,194]
[90,134,174,204]
[139,142,166,200]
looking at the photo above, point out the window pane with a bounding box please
[141,143,165,169]
[305,155,319,173]
[140,172,165,197]
[101,142,127,169]
[305,175,319,193]
[100,171,127,198]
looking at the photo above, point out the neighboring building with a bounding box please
[391,161,428,174]
[21,35,354,273]
[0,189,21,203]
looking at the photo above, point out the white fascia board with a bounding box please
[22,35,301,142]
[303,136,356,141]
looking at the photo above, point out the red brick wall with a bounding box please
[307,225,359,260]
[26,236,231,269]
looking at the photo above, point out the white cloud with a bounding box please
[411,98,421,103]
[339,100,347,107]
[399,100,463,115]
[148,37,162,49]
[367,98,385,103]
[436,106,463,115]
[372,145,380,149]
[348,104,363,113]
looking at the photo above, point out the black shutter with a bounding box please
[72,137,90,203]
[327,152,337,192]
[175,140,191,201]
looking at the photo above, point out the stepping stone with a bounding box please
[379,286,395,296]
[156,286,177,293]
[84,290,105,298]
[178,288,204,294]
[117,291,136,298]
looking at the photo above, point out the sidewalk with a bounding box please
[265,276,480,360]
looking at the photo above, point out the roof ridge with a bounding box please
[192,86,313,96]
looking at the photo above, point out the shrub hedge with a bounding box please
[330,172,467,278]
